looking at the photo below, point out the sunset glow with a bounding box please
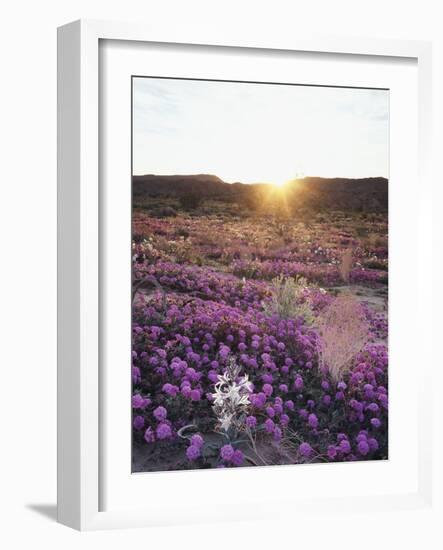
[271,177,289,188]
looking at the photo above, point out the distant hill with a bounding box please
[291,176,388,212]
[133,174,388,212]
[133,174,227,199]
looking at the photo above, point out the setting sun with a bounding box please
[272,178,288,188]
[271,172,303,189]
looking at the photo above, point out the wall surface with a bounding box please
[0,0,441,548]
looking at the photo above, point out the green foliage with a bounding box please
[179,192,203,210]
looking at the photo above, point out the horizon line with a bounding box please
[132,173,389,184]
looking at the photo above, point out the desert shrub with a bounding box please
[174,227,190,239]
[149,206,177,218]
[132,232,145,244]
[239,193,259,212]
[317,294,370,381]
[262,275,315,324]
[367,233,387,249]
[275,223,288,237]
[131,237,162,266]
[355,225,369,238]
[363,258,388,271]
[179,192,202,210]
[164,237,203,265]
[339,248,353,283]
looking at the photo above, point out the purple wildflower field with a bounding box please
[131,205,388,472]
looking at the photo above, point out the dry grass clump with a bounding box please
[317,294,369,382]
[339,248,353,283]
[367,233,387,249]
[262,275,315,324]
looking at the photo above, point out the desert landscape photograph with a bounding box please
[131,77,389,472]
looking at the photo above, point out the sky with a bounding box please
[132,77,389,183]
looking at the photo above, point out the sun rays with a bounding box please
[259,179,294,217]
[272,178,289,188]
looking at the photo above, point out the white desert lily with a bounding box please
[212,357,252,434]
[219,413,235,432]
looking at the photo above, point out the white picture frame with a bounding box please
[57,19,433,531]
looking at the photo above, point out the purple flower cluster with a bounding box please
[186,433,205,461]
[132,286,388,467]
[134,261,270,310]
[220,444,244,466]
[233,259,388,288]
[132,211,388,471]
[132,211,388,277]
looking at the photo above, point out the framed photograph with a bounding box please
[57,19,433,530]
